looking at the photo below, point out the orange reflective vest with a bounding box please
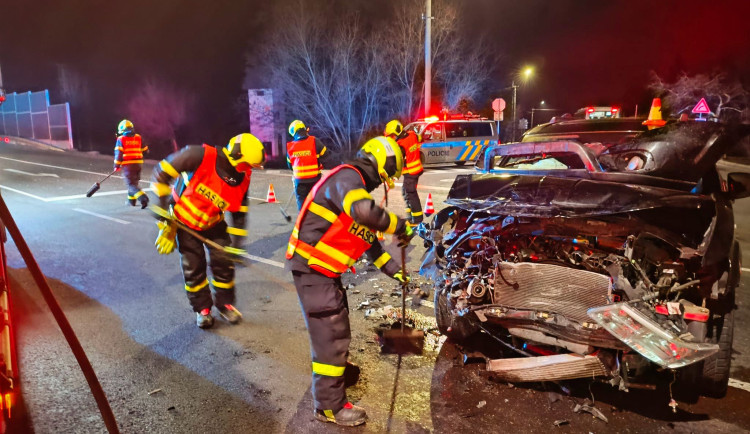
[287,136,322,180]
[172,145,250,231]
[117,134,146,165]
[399,131,422,175]
[286,165,376,278]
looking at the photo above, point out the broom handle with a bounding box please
[401,245,406,333]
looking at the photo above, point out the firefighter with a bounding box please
[287,120,331,210]
[384,119,423,226]
[286,136,414,426]
[114,119,149,208]
[151,133,265,329]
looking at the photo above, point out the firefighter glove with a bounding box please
[113,164,121,172]
[155,220,177,255]
[393,271,410,283]
[397,224,414,248]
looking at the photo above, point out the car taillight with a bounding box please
[587,302,719,368]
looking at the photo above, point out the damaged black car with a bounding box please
[420,121,750,398]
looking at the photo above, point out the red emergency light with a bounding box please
[586,107,595,113]
[3,137,8,143]
[611,107,619,114]
[423,116,440,123]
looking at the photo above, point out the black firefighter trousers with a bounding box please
[176,221,236,312]
[293,271,350,412]
[401,173,423,225]
[121,164,147,205]
[293,176,320,211]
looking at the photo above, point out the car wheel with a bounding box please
[699,310,734,398]
[435,287,478,341]
[454,161,467,166]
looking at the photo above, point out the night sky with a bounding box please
[1,0,749,149]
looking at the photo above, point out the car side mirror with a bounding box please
[726,172,750,200]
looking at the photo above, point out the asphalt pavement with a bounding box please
[1,142,749,433]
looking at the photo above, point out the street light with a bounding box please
[511,66,534,142]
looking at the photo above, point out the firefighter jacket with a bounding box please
[286,133,329,182]
[397,130,423,176]
[151,145,250,243]
[114,133,147,166]
[286,161,406,280]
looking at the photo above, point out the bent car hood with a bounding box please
[446,174,714,218]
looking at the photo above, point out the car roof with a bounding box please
[524,118,648,136]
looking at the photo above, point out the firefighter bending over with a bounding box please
[287,120,332,210]
[114,119,149,208]
[384,119,423,226]
[151,134,264,329]
[286,136,414,426]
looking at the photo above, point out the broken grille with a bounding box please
[493,262,610,324]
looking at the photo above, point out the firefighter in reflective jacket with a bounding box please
[151,133,265,329]
[114,119,149,208]
[286,136,414,427]
[287,120,332,210]
[384,119,423,226]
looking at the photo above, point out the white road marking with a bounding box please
[0,156,150,184]
[440,178,455,182]
[46,190,135,202]
[729,378,750,393]
[244,254,285,268]
[72,208,130,225]
[4,168,60,178]
[0,185,47,201]
[741,267,750,273]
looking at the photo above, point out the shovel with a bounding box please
[377,245,425,355]
[86,169,118,197]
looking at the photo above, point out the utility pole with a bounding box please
[511,80,517,142]
[424,0,432,118]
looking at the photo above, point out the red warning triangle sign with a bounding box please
[692,98,711,114]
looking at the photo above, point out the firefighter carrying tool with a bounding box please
[384,119,423,226]
[113,119,150,208]
[151,133,265,329]
[287,120,333,210]
[286,136,415,427]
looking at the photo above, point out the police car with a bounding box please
[404,114,498,166]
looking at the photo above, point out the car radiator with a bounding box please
[493,262,611,324]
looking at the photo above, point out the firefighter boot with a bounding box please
[218,304,242,324]
[128,197,137,207]
[138,193,149,209]
[314,402,367,427]
[196,308,214,329]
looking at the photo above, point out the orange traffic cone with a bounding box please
[266,184,277,203]
[424,193,435,216]
[642,98,667,130]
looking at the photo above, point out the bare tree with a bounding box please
[649,72,749,120]
[125,78,194,153]
[264,0,390,153]
[384,0,496,117]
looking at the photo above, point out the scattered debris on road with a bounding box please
[147,388,162,396]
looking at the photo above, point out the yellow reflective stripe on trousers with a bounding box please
[185,279,209,292]
[151,182,172,197]
[385,212,398,234]
[211,279,234,289]
[308,202,338,223]
[374,252,391,269]
[342,188,372,217]
[411,210,423,217]
[312,361,345,377]
[159,160,180,178]
[238,205,249,212]
[226,226,248,236]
